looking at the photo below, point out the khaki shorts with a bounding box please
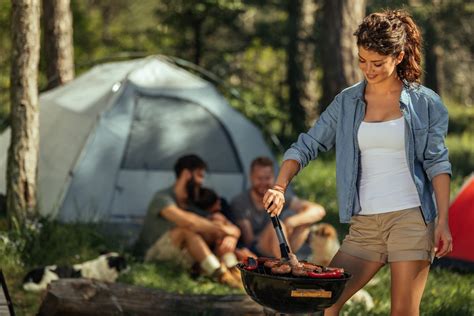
[340,207,435,263]
[144,230,194,268]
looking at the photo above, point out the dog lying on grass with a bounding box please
[22,252,128,292]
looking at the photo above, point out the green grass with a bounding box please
[341,266,474,316]
[119,261,243,295]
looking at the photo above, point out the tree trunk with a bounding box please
[424,26,444,94]
[38,279,265,316]
[320,0,366,111]
[193,18,203,66]
[287,0,318,132]
[7,0,41,224]
[43,0,75,90]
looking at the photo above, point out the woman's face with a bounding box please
[358,46,403,84]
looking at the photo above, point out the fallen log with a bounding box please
[38,278,265,316]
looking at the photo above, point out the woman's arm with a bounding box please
[263,159,300,216]
[432,173,452,258]
[422,94,453,258]
[263,94,341,217]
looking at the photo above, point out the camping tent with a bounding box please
[0,56,275,233]
[434,174,474,272]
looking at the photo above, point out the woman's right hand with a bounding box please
[263,186,285,216]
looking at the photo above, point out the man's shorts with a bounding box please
[144,230,194,268]
[340,207,435,263]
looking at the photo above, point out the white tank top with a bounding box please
[357,116,421,214]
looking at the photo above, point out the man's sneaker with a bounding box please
[228,266,242,284]
[214,266,243,289]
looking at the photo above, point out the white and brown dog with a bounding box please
[22,252,128,292]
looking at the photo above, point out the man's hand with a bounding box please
[213,222,240,239]
[217,236,238,254]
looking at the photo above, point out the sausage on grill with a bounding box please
[271,262,292,274]
[263,259,281,269]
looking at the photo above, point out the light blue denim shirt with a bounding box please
[283,80,452,224]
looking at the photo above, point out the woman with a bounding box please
[263,10,452,316]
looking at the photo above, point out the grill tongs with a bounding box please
[270,215,291,260]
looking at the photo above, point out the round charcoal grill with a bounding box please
[238,263,351,314]
[238,215,351,314]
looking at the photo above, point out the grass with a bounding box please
[0,99,472,315]
[339,266,474,316]
[118,261,243,295]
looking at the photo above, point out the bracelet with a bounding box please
[272,185,286,194]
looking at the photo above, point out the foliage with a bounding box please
[444,98,474,190]
[7,218,117,267]
[227,39,291,147]
[446,98,474,135]
[446,132,474,187]
[1,0,471,138]
[0,232,40,316]
[0,1,11,126]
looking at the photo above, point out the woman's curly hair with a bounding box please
[354,10,423,84]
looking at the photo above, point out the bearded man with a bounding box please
[135,154,241,288]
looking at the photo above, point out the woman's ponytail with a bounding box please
[389,10,423,83]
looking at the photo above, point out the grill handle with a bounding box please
[270,215,291,259]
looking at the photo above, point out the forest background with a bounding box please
[0,0,472,315]
[0,0,472,143]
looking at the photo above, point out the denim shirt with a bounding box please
[283,80,452,224]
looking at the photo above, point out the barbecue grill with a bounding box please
[237,215,351,314]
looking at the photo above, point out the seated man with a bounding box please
[230,156,326,258]
[134,154,241,288]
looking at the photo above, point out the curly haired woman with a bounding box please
[263,10,452,316]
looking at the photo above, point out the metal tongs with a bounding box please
[270,215,291,260]
[243,212,291,271]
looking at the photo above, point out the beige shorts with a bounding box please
[340,207,435,263]
[144,230,194,269]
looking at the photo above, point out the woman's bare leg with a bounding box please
[324,251,384,316]
[390,260,430,316]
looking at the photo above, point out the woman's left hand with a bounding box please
[434,221,453,258]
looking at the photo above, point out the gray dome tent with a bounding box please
[0,56,275,232]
